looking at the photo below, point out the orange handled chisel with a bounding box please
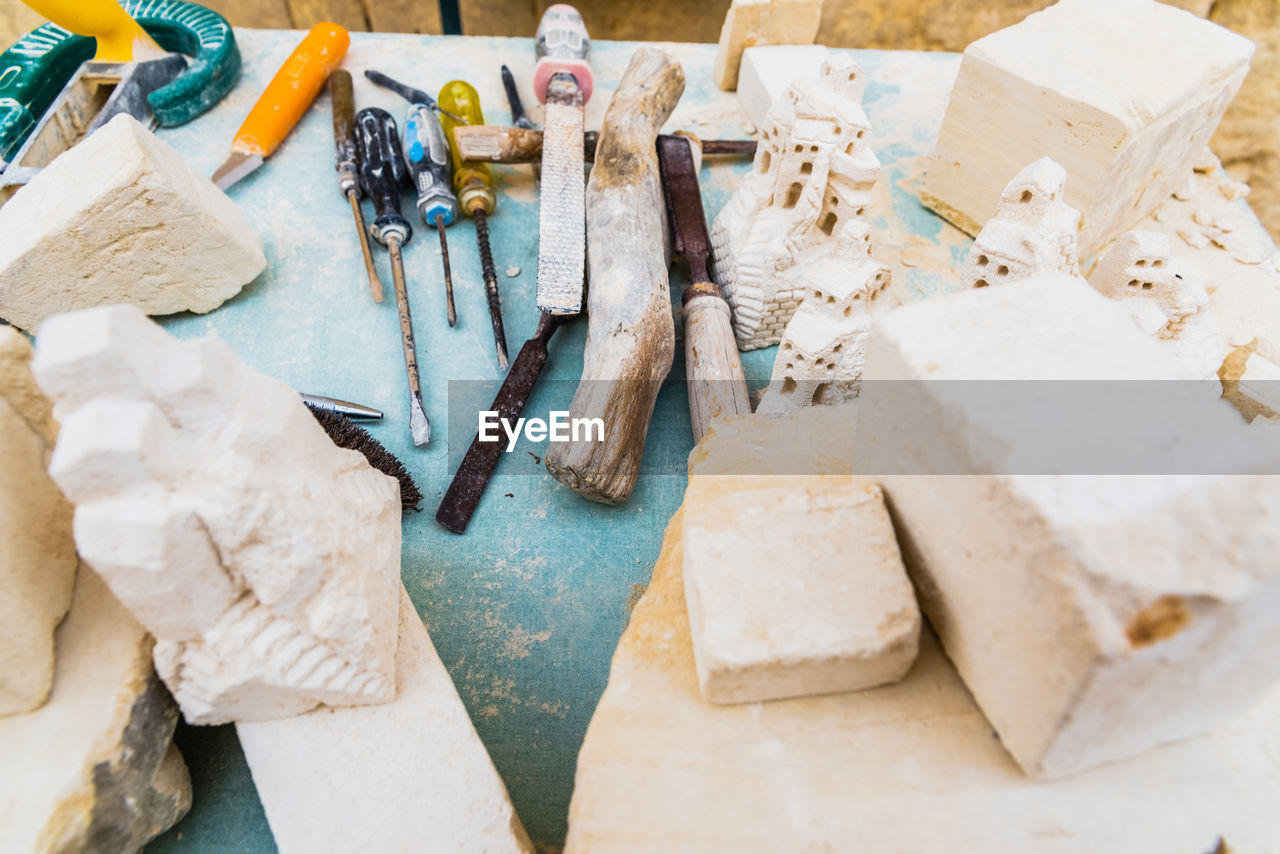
[213,22,349,191]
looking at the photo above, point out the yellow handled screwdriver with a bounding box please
[439,80,509,370]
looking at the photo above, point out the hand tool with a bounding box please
[367,70,461,327]
[500,64,534,130]
[543,47,685,505]
[355,106,431,447]
[361,70,464,124]
[307,405,422,512]
[329,70,383,302]
[532,3,592,316]
[435,5,593,532]
[451,125,757,164]
[439,79,510,370]
[0,0,239,200]
[656,134,750,442]
[299,393,382,420]
[212,22,349,191]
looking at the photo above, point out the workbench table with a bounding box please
[138,29,1274,854]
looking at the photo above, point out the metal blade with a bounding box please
[86,55,188,136]
[535,75,586,316]
[212,150,263,191]
[299,394,383,420]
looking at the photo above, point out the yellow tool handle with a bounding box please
[22,0,165,62]
[438,80,496,215]
[230,22,350,158]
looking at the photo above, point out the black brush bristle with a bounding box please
[307,405,422,512]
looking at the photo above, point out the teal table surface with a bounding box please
[139,30,969,852]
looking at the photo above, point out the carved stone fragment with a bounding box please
[33,305,402,725]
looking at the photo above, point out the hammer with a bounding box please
[543,47,685,504]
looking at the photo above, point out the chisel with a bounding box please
[435,5,593,533]
[439,79,510,370]
[657,133,750,442]
[452,126,757,164]
[330,70,383,302]
[367,70,462,327]
[355,107,431,447]
[213,22,349,191]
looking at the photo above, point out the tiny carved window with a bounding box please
[997,265,1009,276]
[845,142,856,155]
[1020,190,1033,202]
[758,150,771,172]
[818,211,838,235]
[975,279,989,288]
[978,255,989,266]
[782,378,797,394]
[800,161,813,175]
[784,182,803,208]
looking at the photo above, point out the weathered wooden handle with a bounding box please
[684,291,750,442]
[543,48,686,504]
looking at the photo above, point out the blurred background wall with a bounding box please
[1,0,1276,240]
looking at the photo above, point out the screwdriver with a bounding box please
[500,64,535,130]
[354,107,431,447]
[367,70,461,327]
[329,70,383,302]
[438,80,510,370]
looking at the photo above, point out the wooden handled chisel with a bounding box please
[657,134,750,442]
[451,125,757,164]
[213,22,349,191]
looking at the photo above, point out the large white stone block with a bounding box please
[684,477,919,704]
[737,44,831,129]
[33,305,402,725]
[855,274,1280,778]
[0,115,265,332]
[237,588,532,854]
[0,327,75,715]
[564,409,1280,852]
[922,0,1254,256]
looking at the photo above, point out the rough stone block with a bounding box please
[922,0,1254,256]
[684,478,919,704]
[0,569,190,853]
[0,115,265,332]
[737,44,830,128]
[563,408,1280,853]
[855,274,1280,778]
[237,588,532,854]
[712,0,823,91]
[0,327,75,715]
[33,305,402,725]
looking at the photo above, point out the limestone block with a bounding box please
[683,477,919,704]
[564,409,1280,853]
[757,222,897,414]
[0,115,265,332]
[237,588,532,854]
[957,158,1080,291]
[0,568,191,854]
[737,44,830,129]
[712,56,880,350]
[0,327,75,716]
[712,0,823,91]
[921,0,1254,257]
[33,305,402,725]
[854,275,1280,778]
[1088,230,1228,379]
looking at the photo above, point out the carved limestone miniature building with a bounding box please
[757,222,896,414]
[1088,230,1228,379]
[958,157,1081,291]
[711,54,880,350]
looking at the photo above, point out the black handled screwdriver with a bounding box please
[355,107,431,447]
[368,70,461,327]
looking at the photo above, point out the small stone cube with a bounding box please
[683,477,920,705]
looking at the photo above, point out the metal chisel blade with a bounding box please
[536,78,586,315]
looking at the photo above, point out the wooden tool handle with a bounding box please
[231,22,350,158]
[683,290,750,442]
[543,48,685,505]
[23,0,164,62]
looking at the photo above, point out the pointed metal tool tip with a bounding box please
[497,348,509,372]
[410,398,431,447]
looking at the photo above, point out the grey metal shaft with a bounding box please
[347,190,384,302]
[389,236,431,446]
